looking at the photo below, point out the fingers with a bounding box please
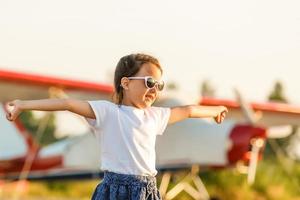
[6,112,12,121]
[221,106,228,113]
[220,111,226,122]
[5,101,14,109]
[4,101,16,121]
[217,114,221,123]
[5,101,14,111]
[221,111,227,118]
[220,107,228,120]
[215,110,227,124]
[214,114,221,124]
[220,113,225,122]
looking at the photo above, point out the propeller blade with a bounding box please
[234,88,257,125]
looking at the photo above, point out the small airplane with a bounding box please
[1,69,300,200]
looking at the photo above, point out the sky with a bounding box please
[0,0,300,103]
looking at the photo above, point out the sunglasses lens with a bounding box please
[157,81,164,91]
[146,77,164,91]
[146,77,156,88]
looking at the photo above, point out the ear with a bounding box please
[120,77,129,90]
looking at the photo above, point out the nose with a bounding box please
[149,84,159,93]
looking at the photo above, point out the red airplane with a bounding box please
[1,69,300,200]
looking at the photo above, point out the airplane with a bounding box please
[1,69,300,200]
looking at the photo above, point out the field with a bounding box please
[1,159,299,200]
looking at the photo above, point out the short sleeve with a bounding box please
[151,107,171,135]
[85,100,111,130]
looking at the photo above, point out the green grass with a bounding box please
[1,160,299,200]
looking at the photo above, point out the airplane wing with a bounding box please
[0,69,114,178]
[0,69,113,102]
[200,97,300,127]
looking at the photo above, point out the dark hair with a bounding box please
[113,53,162,105]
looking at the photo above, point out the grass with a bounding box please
[0,159,299,200]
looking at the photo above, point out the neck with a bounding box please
[122,98,138,108]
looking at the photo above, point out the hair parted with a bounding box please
[113,53,162,105]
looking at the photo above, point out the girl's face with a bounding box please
[122,63,162,109]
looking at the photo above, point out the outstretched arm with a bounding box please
[168,105,228,124]
[5,99,95,121]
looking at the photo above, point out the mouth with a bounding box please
[145,94,155,102]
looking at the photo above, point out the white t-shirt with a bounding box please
[85,100,171,176]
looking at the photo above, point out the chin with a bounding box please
[139,97,155,108]
[134,102,147,109]
[146,100,155,107]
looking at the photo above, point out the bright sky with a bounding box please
[1,0,300,103]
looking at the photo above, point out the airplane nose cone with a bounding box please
[227,125,266,164]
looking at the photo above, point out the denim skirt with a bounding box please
[91,171,161,200]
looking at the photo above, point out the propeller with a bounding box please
[233,88,257,125]
[233,88,294,184]
[234,88,293,138]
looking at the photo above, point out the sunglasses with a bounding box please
[127,76,165,91]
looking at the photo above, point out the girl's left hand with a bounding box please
[214,106,228,124]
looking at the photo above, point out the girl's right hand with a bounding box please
[5,100,22,121]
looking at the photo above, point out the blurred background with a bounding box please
[1,0,300,199]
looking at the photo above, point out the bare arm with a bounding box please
[169,105,228,124]
[5,99,95,121]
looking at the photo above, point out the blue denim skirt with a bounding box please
[91,171,161,200]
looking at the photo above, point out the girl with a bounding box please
[5,53,227,200]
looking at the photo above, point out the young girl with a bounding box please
[5,53,227,200]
